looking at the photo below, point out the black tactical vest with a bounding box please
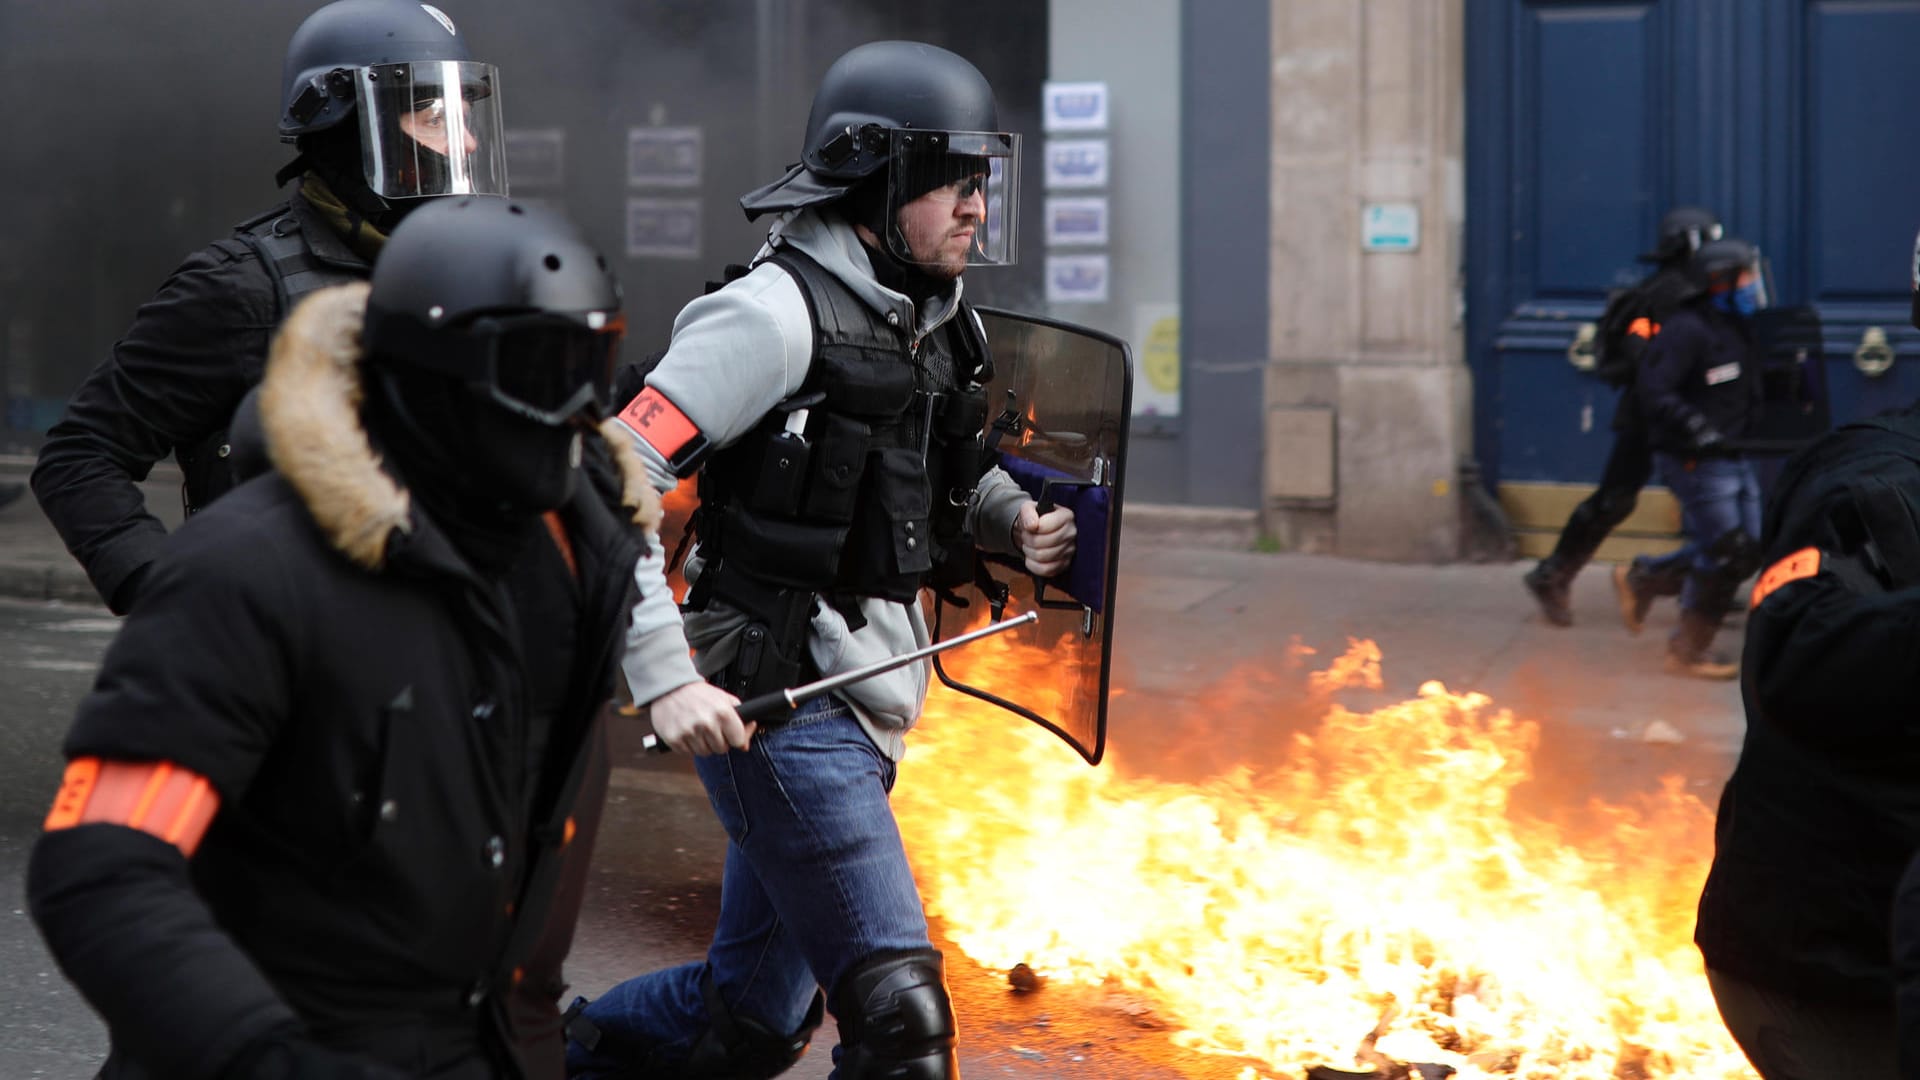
[176,202,367,514]
[693,248,993,607]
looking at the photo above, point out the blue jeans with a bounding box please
[1640,453,1762,615]
[567,695,931,1078]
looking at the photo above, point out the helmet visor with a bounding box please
[885,130,1021,270]
[356,61,507,199]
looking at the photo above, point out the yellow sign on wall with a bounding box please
[1133,305,1180,416]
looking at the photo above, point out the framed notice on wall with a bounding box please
[626,197,701,259]
[1044,197,1110,247]
[627,126,703,188]
[1045,253,1110,304]
[1043,139,1109,189]
[1042,81,1109,132]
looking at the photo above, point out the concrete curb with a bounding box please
[0,563,103,607]
[0,495,1266,609]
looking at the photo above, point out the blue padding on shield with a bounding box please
[995,453,1111,613]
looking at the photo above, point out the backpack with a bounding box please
[1591,283,1663,388]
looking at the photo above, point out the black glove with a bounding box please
[223,1035,410,1080]
[1683,414,1726,455]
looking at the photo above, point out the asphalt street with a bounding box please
[0,528,1750,1078]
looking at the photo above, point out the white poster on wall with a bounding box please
[626,197,701,259]
[1043,139,1109,189]
[1045,253,1109,304]
[1042,81,1108,132]
[627,126,703,188]
[1043,196,1109,247]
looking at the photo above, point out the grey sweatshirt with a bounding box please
[615,208,1028,760]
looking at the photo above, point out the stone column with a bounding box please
[1265,0,1469,561]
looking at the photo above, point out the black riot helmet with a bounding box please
[1641,205,1723,266]
[1690,236,1775,316]
[278,0,507,202]
[364,198,623,428]
[740,40,1022,268]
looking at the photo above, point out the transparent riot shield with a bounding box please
[928,307,1132,765]
[1731,305,1829,454]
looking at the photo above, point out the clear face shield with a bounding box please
[355,60,508,199]
[885,130,1021,272]
[1733,250,1776,314]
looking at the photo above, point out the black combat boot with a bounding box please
[1523,556,1575,627]
[1665,609,1738,680]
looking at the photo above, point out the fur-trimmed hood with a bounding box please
[259,282,662,569]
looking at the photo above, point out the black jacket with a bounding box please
[29,191,367,613]
[1695,407,1920,1002]
[1635,301,1764,455]
[26,286,659,1079]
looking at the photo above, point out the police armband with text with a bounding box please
[618,387,712,477]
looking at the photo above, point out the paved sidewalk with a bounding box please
[0,456,1743,763]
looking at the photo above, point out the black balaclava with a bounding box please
[364,363,581,576]
[296,123,432,237]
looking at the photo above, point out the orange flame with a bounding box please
[894,636,1754,1078]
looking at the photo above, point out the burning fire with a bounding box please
[893,636,1754,1079]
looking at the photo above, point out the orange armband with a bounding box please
[1750,547,1822,609]
[43,758,220,857]
[617,387,712,476]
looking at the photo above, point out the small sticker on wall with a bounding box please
[627,126,703,188]
[1360,202,1421,252]
[626,197,701,259]
[1042,81,1109,132]
[1045,254,1109,304]
[1043,139,1109,189]
[1044,197,1109,247]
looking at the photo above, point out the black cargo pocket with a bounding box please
[873,447,934,575]
[724,502,848,585]
[802,414,870,523]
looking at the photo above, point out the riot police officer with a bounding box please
[1695,231,1920,1080]
[1615,236,1771,678]
[564,41,1075,1080]
[30,0,508,614]
[1522,206,1717,625]
[28,196,657,1079]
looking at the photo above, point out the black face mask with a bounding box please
[369,365,582,521]
[459,396,583,514]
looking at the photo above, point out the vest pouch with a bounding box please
[814,346,917,417]
[721,502,847,586]
[870,446,934,577]
[933,390,989,442]
[801,413,871,524]
[744,431,810,518]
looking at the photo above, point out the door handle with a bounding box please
[1566,322,1597,371]
[1854,326,1894,377]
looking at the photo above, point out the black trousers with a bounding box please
[1545,404,1654,572]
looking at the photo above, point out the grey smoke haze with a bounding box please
[0,0,1046,448]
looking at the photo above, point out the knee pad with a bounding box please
[830,949,959,1080]
[678,972,824,1080]
[1708,527,1763,582]
[567,974,824,1080]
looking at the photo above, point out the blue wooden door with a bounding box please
[1468,0,1920,490]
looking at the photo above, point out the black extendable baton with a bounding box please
[641,610,1040,753]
